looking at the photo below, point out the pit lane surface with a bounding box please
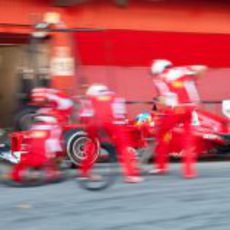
[1,162,230,230]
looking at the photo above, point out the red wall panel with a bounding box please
[75,30,230,68]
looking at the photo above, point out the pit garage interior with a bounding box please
[0,33,49,127]
[0,0,229,126]
[0,34,29,127]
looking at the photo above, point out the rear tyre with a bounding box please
[14,106,40,131]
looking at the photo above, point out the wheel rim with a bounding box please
[68,136,99,166]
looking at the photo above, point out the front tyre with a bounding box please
[66,130,100,166]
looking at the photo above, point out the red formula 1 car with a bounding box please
[132,101,230,160]
[1,123,99,166]
[169,108,230,158]
[11,93,230,166]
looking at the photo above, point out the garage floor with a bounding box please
[0,161,230,230]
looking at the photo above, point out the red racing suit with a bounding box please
[31,87,74,124]
[79,92,140,178]
[10,87,72,182]
[153,66,205,177]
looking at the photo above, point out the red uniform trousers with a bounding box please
[154,106,197,177]
[81,121,140,178]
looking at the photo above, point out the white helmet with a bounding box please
[86,84,110,96]
[151,59,172,75]
[34,115,57,124]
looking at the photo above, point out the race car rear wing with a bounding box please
[222,100,230,119]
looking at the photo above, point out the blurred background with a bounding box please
[0,0,229,126]
[0,2,230,230]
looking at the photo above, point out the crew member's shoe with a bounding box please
[148,168,168,175]
[183,172,197,179]
[125,176,144,183]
